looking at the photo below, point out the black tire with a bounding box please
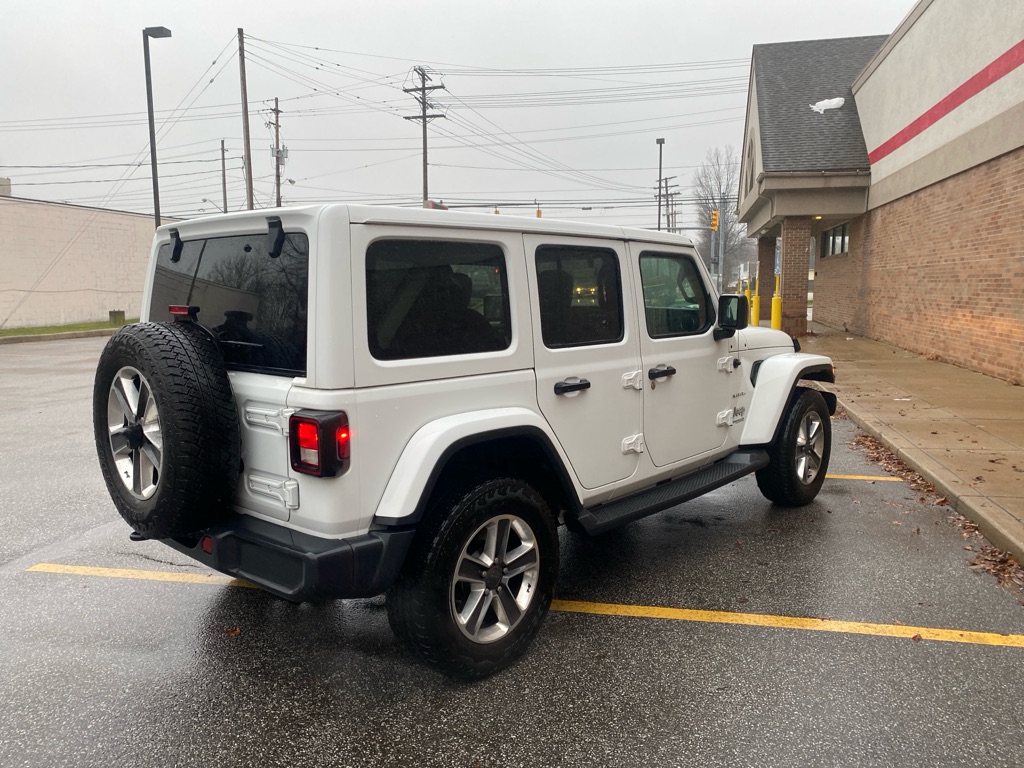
[387,478,558,680]
[756,387,831,507]
[93,322,240,539]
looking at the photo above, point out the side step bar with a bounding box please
[572,449,769,536]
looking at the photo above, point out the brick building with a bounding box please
[738,0,1024,384]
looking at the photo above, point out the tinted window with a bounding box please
[639,252,712,337]
[152,233,308,375]
[535,245,623,348]
[367,240,511,360]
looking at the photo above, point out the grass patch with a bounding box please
[0,319,138,338]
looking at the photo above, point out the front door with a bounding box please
[631,247,735,468]
[526,235,642,490]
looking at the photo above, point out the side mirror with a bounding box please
[714,294,749,340]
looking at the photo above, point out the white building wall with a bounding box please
[854,0,1024,205]
[0,197,155,329]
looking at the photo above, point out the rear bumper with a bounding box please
[163,515,416,603]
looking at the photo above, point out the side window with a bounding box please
[366,239,511,360]
[639,252,712,338]
[535,245,623,348]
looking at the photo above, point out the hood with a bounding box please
[738,326,796,352]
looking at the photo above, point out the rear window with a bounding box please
[535,244,623,348]
[152,232,309,376]
[366,239,511,360]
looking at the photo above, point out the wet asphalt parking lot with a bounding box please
[1,337,1022,768]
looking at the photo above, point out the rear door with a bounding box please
[148,230,310,521]
[525,235,642,489]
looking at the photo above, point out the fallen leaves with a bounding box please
[224,627,241,637]
[953,513,979,536]
[968,546,1024,589]
[849,434,930,488]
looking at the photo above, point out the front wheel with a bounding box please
[387,478,558,680]
[756,388,831,507]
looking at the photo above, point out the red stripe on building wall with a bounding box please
[867,38,1024,164]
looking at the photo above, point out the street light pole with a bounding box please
[143,26,172,229]
[656,138,665,231]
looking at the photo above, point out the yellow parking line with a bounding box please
[28,562,1023,649]
[26,562,254,588]
[827,473,904,482]
[551,599,1024,648]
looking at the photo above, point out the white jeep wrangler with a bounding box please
[93,205,835,679]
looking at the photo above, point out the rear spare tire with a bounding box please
[93,322,240,539]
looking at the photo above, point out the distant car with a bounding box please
[93,205,835,679]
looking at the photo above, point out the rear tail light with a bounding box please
[289,411,350,477]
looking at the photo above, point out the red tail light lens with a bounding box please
[168,305,200,321]
[336,425,351,460]
[295,421,320,468]
[289,411,350,477]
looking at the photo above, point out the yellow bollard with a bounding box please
[751,273,760,327]
[771,273,782,330]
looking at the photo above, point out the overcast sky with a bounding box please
[1,0,915,227]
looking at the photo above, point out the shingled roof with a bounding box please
[753,35,888,173]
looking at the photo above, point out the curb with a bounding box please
[0,328,118,345]
[833,393,1024,564]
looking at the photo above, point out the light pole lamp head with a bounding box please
[144,26,172,39]
[656,138,665,146]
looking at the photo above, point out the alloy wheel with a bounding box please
[450,514,540,644]
[795,410,825,485]
[106,366,163,499]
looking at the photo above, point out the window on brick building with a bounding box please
[821,223,849,257]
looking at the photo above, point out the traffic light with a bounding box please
[710,210,720,231]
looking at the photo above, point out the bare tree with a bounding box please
[690,145,754,287]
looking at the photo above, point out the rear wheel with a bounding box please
[756,388,831,507]
[387,478,558,679]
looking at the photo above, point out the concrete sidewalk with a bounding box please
[803,323,1024,563]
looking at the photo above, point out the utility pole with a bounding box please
[220,139,228,214]
[717,193,726,292]
[662,176,677,232]
[238,28,254,210]
[655,138,665,230]
[403,67,445,207]
[272,97,283,207]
